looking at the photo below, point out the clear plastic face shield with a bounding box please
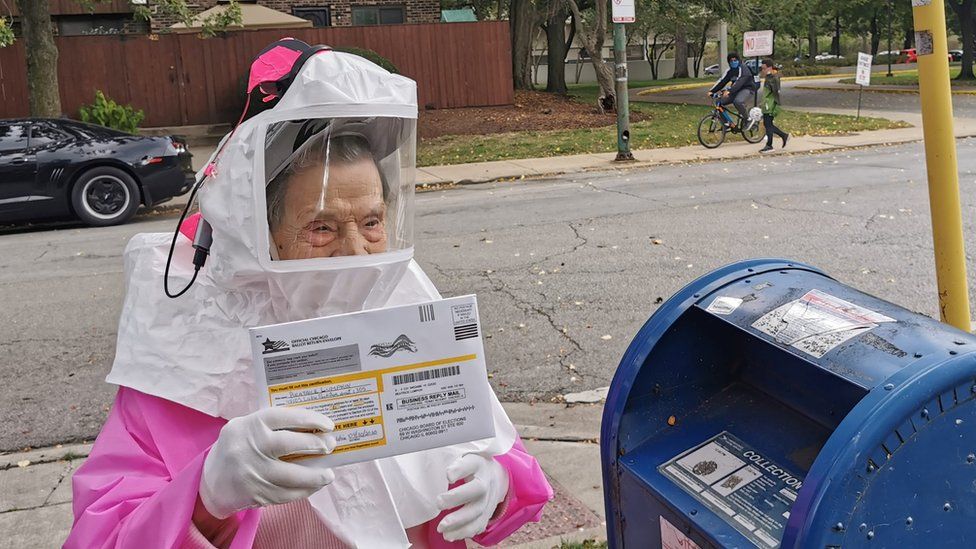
[262,117,416,264]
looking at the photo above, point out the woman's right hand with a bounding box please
[199,407,337,519]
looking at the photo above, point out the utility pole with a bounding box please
[611,0,634,161]
[912,0,972,331]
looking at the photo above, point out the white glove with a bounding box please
[435,454,510,542]
[199,407,337,519]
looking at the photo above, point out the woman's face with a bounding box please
[271,159,388,259]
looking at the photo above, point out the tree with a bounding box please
[565,0,615,111]
[511,0,538,89]
[10,0,243,118]
[673,24,690,78]
[947,0,976,80]
[541,1,574,93]
[16,0,60,117]
[633,1,673,80]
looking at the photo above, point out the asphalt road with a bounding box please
[3,140,976,450]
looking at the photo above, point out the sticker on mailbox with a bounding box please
[751,289,895,358]
[659,432,803,548]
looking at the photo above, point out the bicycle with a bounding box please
[697,92,764,149]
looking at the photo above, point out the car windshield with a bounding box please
[62,121,127,140]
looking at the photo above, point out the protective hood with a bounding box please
[106,49,516,548]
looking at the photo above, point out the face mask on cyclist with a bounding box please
[730,60,740,69]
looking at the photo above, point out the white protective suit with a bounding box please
[105,50,517,548]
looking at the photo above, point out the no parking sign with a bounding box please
[611,0,635,23]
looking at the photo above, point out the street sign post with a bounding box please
[611,0,634,161]
[855,52,872,119]
[743,30,773,108]
[911,0,972,330]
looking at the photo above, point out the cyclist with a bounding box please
[707,52,759,128]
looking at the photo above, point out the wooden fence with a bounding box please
[0,21,514,127]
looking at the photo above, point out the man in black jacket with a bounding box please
[707,52,759,127]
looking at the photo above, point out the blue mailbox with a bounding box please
[601,259,976,548]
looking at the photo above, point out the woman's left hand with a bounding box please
[435,453,510,542]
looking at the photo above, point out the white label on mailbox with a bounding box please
[751,289,894,358]
[660,432,803,549]
[660,516,702,549]
[706,296,744,316]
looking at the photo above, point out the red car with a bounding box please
[901,48,953,63]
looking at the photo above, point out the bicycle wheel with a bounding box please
[697,113,727,149]
[741,118,765,144]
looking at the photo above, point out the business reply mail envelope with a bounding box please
[249,295,495,468]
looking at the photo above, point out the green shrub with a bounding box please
[0,17,14,48]
[777,63,833,77]
[333,46,399,74]
[79,90,145,134]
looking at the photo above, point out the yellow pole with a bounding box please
[911,0,972,331]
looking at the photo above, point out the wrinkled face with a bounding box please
[271,159,388,259]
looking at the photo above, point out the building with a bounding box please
[10,0,441,36]
[157,0,441,31]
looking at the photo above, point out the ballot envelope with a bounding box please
[248,295,496,467]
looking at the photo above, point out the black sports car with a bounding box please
[0,118,194,227]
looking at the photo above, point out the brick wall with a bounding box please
[148,0,440,32]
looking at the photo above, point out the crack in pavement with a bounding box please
[476,222,590,380]
[41,463,71,507]
[751,198,866,221]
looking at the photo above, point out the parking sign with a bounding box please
[856,52,873,86]
[743,30,774,58]
[611,0,635,23]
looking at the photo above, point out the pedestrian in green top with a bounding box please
[759,59,789,153]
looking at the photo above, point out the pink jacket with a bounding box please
[66,387,552,548]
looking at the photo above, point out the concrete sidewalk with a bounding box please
[0,402,607,548]
[412,119,976,189]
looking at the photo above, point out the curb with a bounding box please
[0,443,92,470]
[412,129,938,188]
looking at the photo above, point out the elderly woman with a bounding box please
[65,46,551,548]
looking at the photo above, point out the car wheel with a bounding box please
[71,166,141,227]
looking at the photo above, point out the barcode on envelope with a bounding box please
[419,304,435,323]
[454,323,478,341]
[392,365,460,386]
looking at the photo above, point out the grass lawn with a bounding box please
[417,86,908,167]
[838,67,976,86]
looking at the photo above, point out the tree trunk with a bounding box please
[673,24,689,78]
[693,22,709,77]
[646,35,658,80]
[16,0,61,117]
[544,5,569,93]
[870,12,881,55]
[830,14,841,56]
[510,0,536,89]
[565,0,614,111]
[808,18,819,59]
[952,0,976,80]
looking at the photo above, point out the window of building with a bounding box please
[54,14,146,36]
[293,7,331,27]
[351,6,405,26]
